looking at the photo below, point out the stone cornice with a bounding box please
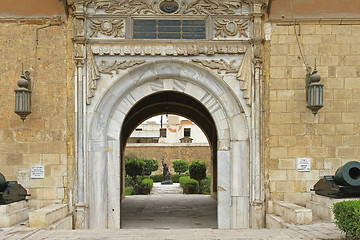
[270,18,360,25]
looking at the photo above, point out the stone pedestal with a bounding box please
[29,203,72,229]
[306,193,360,221]
[0,200,31,227]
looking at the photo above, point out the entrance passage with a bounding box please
[120,91,218,229]
[122,183,217,229]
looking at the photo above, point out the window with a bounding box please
[184,128,191,137]
[160,128,167,137]
[135,128,142,131]
[133,19,206,39]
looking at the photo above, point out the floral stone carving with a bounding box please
[91,0,244,15]
[192,59,237,74]
[215,19,249,38]
[90,19,125,37]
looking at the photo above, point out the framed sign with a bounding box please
[31,165,45,179]
[297,158,311,172]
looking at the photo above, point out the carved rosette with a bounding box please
[215,19,249,38]
[90,19,125,38]
[91,0,244,15]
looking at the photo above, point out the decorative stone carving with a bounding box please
[98,60,146,74]
[86,48,100,105]
[90,19,125,37]
[215,19,248,38]
[91,0,244,15]
[236,48,252,106]
[73,18,85,37]
[91,43,246,56]
[192,59,237,74]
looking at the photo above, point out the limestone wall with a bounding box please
[0,16,72,209]
[125,144,212,175]
[265,21,360,206]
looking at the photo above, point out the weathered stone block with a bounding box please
[29,204,68,228]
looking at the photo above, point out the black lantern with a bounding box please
[14,70,31,121]
[306,64,323,116]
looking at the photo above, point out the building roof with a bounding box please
[130,130,160,138]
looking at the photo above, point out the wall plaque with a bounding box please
[31,165,45,179]
[297,158,311,172]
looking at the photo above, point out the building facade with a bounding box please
[0,0,359,230]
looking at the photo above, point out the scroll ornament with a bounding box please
[192,59,237,74]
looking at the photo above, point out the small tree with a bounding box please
[143,158,159,176]
[172,160,189,174]
[125,158,145,194]
[189,160,207,193]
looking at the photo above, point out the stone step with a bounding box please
[266,213,285,229]
[48,215,73,230]
[151,182,183,194]
[274,200,312,225]
[29,204,68,228]
[0,206,32,228]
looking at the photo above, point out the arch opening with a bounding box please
[120,91,218,228]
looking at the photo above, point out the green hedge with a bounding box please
[150,174,163,182]
[333,200,360,239]
[179,176,199,193]
[171,174,188,183]
[200,175,211,194]
[141,178,154,189]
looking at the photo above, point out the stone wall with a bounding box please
[125,144,212,175]
[265,21,360,206]
[0,16,72,209]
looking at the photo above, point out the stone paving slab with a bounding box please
[0,227,344,240]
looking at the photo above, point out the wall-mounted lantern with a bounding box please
[306,63,323,116]
[14,70,31,121]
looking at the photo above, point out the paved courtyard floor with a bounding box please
[0,183,344,239]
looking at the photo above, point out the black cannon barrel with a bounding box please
[334,161,360,187]
[0,173,7,192]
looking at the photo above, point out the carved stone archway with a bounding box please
[70,0,266,230]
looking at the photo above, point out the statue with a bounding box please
[161,159,173,185]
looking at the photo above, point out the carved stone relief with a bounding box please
[90,19,125,38]
[215,19,249,38]
[236,48,252,106]
[98,60,146,74]
[90,0,245,15]
[91,43,246,56]
[192,59,237,74]
[86,48,100,104]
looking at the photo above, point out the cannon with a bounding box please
[312,161,360,198]
[0,172,29,205]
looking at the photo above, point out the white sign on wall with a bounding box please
[297,158,311,172]
[31,165,45,179]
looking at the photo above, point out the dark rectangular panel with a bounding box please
[133,32,157,39]
[158,26,181,32]
[158,32,181,39]
[158,20,181,26]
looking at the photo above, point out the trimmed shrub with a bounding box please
[172,160,189,174]
[189,160,207,182]
[143,158,159,176]
[171,174,188,183]
[200,175,211,195]
[150,174,163,182]
[125,158,145,194]
[179,176,199,193]
[333,200,360,239]
[141,178,154,189]
[125,158,145,178]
